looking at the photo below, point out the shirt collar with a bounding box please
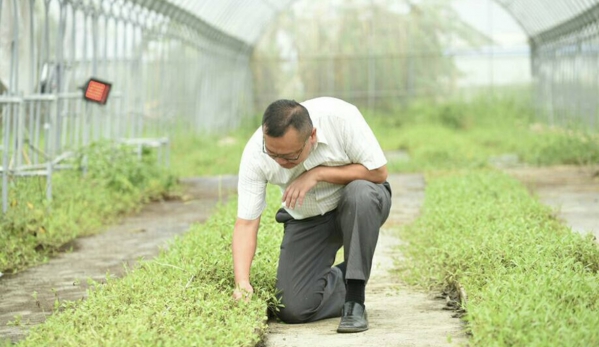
[303,125,328,170]
[313,116,328,145]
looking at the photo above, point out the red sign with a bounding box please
[84,78,111,105]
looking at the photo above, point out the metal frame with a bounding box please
[0,0,256,212]
[2,0,599,213]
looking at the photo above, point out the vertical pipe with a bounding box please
[29,0,35,94]
[2,104,11,213]
[46,97,56,202]
[0,0,3,32]
[92,10,98,77]
[102,14,110,140]
[114,19,121,140]
[133,24,143,139]
[83,10,95,142]
[33,99,40,164]
[12,0,21,169]
[42,1,50,95]
[123,21,130,139]
[9,0,19,91]
[70,5,78,148]
[28,0,37,166]
[54,1,66,161]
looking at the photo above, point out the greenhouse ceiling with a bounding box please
[165,0,599,45]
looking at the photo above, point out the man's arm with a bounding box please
[312,163,387,185]
[283,164,387,209]
[232,216,261,300]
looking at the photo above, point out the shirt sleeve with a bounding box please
[237,137,268,220]
[342,105,387,170]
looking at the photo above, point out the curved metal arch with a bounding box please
[162,0,599,49]
[129,0,251,53]
[493,0,599,44]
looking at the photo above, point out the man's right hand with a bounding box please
[232,217,260,302]
[233,281,254,301]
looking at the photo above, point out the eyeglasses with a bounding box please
[263,137,309,161]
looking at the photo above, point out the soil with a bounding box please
[1,167,597,346]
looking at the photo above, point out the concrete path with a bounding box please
[505,165,599,241]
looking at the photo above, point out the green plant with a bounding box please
[365,92,599,172]
[398,170,599,346]
[0,142,175,273]
[169,117,260,178]
[17,186,284,347]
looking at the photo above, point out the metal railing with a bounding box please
[0,0,255,212]
[530,3,599,129]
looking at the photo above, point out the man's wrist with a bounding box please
[236,279,251,287]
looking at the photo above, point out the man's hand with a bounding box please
[283,169,319,209]
[232,218,260,302]
[233,281,254,302]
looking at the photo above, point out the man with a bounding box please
[232,97,392,333]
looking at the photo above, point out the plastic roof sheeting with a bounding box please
[165,0,599,46]
[496,0,599,38]
[165,0,295,44]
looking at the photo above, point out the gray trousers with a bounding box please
[274,180,392,323]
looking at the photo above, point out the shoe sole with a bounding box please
[336,326,369,333]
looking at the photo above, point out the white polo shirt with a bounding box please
[237,97,387,220]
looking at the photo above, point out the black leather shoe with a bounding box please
[337,301,368,333]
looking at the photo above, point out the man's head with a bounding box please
[262,99,316,169]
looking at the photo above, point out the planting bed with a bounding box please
[1,166,596,345]
[0,176,238,343]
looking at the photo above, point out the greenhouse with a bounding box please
[1,0,598,346]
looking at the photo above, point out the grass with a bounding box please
[169,117,260,178]
[0,141,176,273]
[366,92,599,171]
[397,170,599,346]
[13,186,283,347]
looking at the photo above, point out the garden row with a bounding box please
[11,169,599,346]
[0,142,175,274]
[11,186,282,346]
[400,170,599,346]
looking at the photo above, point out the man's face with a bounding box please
[263,127,316,169]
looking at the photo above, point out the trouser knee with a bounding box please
[275,293,319,324]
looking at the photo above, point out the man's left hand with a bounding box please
[283,169,319,209]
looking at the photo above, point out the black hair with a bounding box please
[262,99,312,138]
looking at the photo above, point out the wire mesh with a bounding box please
[0,0,255,212]
[490,0,599,128]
